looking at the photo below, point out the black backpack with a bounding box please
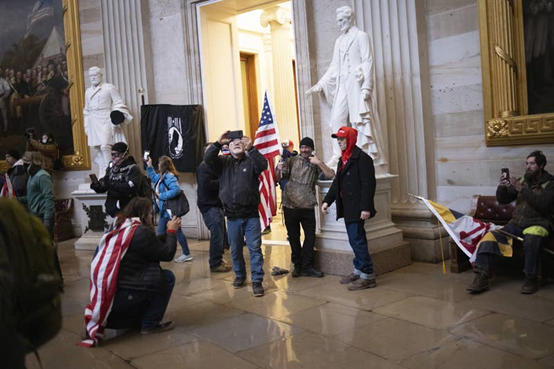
[130,164,154,202]
[0,199,62,356]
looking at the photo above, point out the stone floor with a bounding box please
[26,237,554,369]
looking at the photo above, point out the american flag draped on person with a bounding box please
[254,91,281,230]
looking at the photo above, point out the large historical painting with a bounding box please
[0,0,73,159]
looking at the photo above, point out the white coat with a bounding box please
[83,82,132,147]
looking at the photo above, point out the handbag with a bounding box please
[162,180,190,217]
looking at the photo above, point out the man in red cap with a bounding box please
[322,126,377,290]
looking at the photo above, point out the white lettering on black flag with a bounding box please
[141,105,206,172]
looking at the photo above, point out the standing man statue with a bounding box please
[306,6,386,169]
[83,66,132,177]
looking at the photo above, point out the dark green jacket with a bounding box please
[497,170,554,229]
[19,168,55,221]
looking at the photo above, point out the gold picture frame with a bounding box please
[0,0,89,173]
[479,0,554,146]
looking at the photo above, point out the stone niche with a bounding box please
[315,175,411,276]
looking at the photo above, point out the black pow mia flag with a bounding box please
[141,105,206,172]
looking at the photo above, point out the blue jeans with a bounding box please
[107,270,175,331]
[157,215,190,256]
[227,217,264,282]
[345,220,375,280]
[202,207,226,268]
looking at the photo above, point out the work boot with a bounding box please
[467,272,489,293]
[291,265,302,278]
[301,266,324,278]
[252,282,265,297]
[348,278,377,291]
[521,277,538,294]
[233,277,246,289]
[340,273,360,284]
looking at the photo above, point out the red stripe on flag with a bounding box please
[254,128,276,138]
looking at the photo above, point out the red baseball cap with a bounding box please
[331,126,349,138]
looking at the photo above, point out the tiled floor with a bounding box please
[26,237,554,369]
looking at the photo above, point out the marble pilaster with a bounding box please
[260,6,299,146]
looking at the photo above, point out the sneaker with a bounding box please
[291,265,301,278]
[466,272,489,293]
[252,282,265,297]
[211,261,232,273]
[348,278,377,291]
[233,277,246,289]
[521,277,538,294]
[141,321,175,335]
[301,266,324,278]
[175,254,193,263]
[340,273,360,284]
[261,226,272,235]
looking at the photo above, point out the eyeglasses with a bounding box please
[111,152,122,158]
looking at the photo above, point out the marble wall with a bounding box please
[426,0,554,213]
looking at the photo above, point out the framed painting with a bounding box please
[479,0,554,146]
[0,0,89,172]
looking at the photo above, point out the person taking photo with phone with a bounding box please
[90,142,144,217]
[204,130,268,297]
[468,150,554,295]
[146,155,192,263]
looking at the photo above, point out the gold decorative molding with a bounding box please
[486,118,509,138]
[479,0,554,146]
[61,0,90,170]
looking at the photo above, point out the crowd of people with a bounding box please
[0,57,70,136]
[2,125,553,353]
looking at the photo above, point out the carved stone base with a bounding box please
[315,174,411,276]
[72,183,114,251]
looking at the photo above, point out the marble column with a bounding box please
[100,0,154,161]
[260,6,299,146]
[354,0,445,262]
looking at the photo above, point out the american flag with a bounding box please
[80,218,140,347]
[254,91,281,230]
[25,0,54,38]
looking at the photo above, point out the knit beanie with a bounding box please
[299,137,315,150]
[7,149,20,160]
[112,142,128,154]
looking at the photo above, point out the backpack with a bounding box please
[130,164,154,202]
[0,199,62,353]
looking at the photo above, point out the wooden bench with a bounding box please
[450,195,554,280]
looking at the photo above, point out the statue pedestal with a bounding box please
[315,174,411,276]
[72,184,113,251]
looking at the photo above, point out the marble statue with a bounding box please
[306,6,386,168]
[83,66,132,176]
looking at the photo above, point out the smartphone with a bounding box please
[227,130,244,140]
[167,209,173,218]
[143,150,150,161]
[89,174,99,184]
[501,168,510,180]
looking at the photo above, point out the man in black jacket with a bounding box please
[196,142,232,273]
[468,150,554,295]
[6,150,28,198]
[322,126,377,291]
[205,131,268,297]
[91,142,144,217]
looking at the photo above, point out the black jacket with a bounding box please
[7,164,28,197]
[117,225,177,292]
[497,170,554,229]
[91,156,143,217]
[323,146,376,223]
[204,142,267,218]
[196,161,222,213]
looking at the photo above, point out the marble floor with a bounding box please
[26,237,554,369]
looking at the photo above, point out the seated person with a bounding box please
[467,151,554,295]
[81,197,179,346]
